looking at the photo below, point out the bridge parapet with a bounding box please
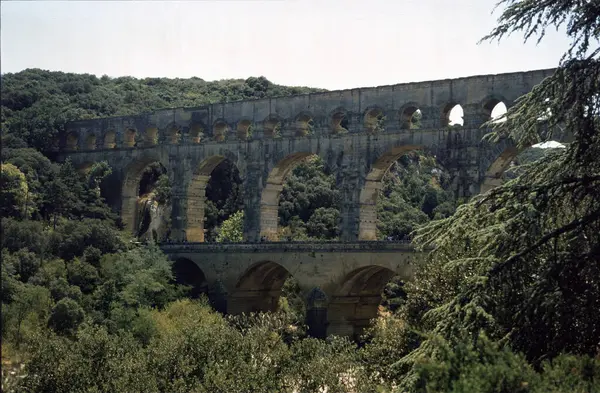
[160,240,416,254]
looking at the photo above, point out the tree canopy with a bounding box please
[2,1,600,390]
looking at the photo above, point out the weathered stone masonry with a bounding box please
[56,68,557,243]
[54,69,565,337]
[161,241,421,338]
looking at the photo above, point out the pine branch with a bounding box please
[478,175,600,206]
[490,209,600,275]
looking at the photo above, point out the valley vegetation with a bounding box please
[1,0,600,391]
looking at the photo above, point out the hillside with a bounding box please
[0,69,326,150]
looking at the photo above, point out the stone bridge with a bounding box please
[161,241,422,338]
[52,68,567,336]
[54,67,561,243]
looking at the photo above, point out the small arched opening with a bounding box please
[442,103,464,127]
[189,123,204,144]
[123,128,137,148]
[76,162,94,175]
[263,116,282,139]
[364,107,385,134]
[236,119,252,140]
[483,98,508,124]
[85,134,97,150]
[331,109,349,134]
[213,120,229,142]
[103,131,116,149]
[306,287,328,338]
[145,126,158,146]
[295,113,314,137]
[165,124,181,144]
[400,104,423,130]
[66,132,79,150]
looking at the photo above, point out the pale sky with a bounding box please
[1,0,571,90]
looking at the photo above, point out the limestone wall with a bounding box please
[57,68,554,152]
[56,68,561,244]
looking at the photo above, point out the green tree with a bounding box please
[216,210,244,242]
[1,218,48,256]
[390,1,600,390]
[48,298,85,335]
[306,207,340,239]
[3,248,41,283]
[86,161,112,191]
[0,162,30,218]
[2,283,52,347]
[1,69,325,151]
[278,156,341,240]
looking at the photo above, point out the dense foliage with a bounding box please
[1,71,325,151]
[2,0,600,391]
[359,0,600,391]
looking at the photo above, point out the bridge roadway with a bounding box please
[160,240,424,337]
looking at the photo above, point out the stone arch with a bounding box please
[399,102,422,130]
[165,123,181,144]
[120,154,168,232]
[441,102,464,127]
[103,130,116,149]
[236,119,252,140]
[364,106,385,134]
[479,138,520,194]
[85,134,97,150]
[481,95,509,124]
[76,161,94,174]
[294,112,314,137]
[185,155,241,242]
[51,137,61,152]
[260,152,315,240]
[213,120,229,142]
[479,124,569,194]
[144,126,158,146]
[123,128,137,148]
[358,144,423,240]
[328,265,397,337]
[263,115,282,138]
[66,132,79,150]
[172,258,208,298]
[229,260,291,314]
[189,122,204,144]
[331,107,349,134]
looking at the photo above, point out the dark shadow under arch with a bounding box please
[328,265,397,339]
[172,258,208,298]
[229,260,292,314]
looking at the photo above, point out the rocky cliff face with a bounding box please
[136,192,171,241]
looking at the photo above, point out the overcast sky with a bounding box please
[1,0,571,90]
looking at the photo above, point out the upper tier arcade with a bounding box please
[57,68,555,151]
